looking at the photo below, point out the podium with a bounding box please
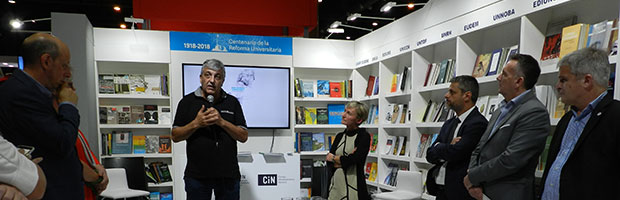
[238,153,300,200]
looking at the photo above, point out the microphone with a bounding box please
[206,95,214,107]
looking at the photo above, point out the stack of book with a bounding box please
[295,79,353,98]
[98,73,169,96]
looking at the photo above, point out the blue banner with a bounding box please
[170,31,292,56]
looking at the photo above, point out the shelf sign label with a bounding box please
[399,45,410,52]
[441,30,452,38]
[258,174,278,186]
[170,31,292,55]
[382,50,391,57]
[493,9,516,21]
[464,21,479,32]
[356,59,370,66]
[417,39,427,47]
[372,56,379,61]
[532,0,557,8]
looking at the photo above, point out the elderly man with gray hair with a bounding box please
[541,47,620,200]
[172,59,248,200]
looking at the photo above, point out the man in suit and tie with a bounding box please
[0,33,83,199]
[464,54,550,200]
[426,75,488,200]
[541,47,620,200]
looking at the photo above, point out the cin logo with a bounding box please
[258,174,277,186]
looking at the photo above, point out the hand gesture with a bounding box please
[58,82,78,105]
[94,164,109,194]
[203,107,222,126]
[193,105,210,128]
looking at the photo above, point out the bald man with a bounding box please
[0,33,82,199]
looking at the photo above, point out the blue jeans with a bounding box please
[184,176,240,200]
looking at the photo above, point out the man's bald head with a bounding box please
[20,33,65,68]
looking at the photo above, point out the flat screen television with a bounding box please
[182,63,290,129]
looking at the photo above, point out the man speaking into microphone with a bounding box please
[172,59,249,200]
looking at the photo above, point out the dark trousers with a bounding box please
[184,177,240,200]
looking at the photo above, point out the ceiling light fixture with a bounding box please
[8,0,15,3]
[327,28,345,33]
[372,22,378,26]
[347,13,394,21]
[9,18,51,29]
[113,6,121,12]
[330,21,372,31]
[120,24,127,29]
[381,2,427,12]
[346,36,351,40]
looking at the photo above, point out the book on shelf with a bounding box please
[487,48,503,76]
[98,74,115,94]
[316,108,329,124]
[390,74,399,93]
[559,23,590,58]
[502,45,520,70]
[365,76,376,96]
[295,106,306,124]
[159,135,171,153]
[299,132,313,152]
[385,104,394,124]
[160,193,172,200]
[327,104,345,124]
[133,135,146,154]
[421,100,433,122]
[329,81,342,97]
[384,136,395,155]
[130,105,144,124]
[370,132,378,153]
[368,162,378,182]
[423,64,433,87]
[472,53,491,78]
[586,20,612,50]
[486,95,503,119]
[475,96,490,117]
[144,75,161,95]
[145,135,159,153]
[364,162,372,179]
[114,74,130,94]
[158,106,171,125]
[541,33,562,62]
[99,107,108,124]
[392,136,400,155]
[400,66,410,91]
[317,80,330,98]
[301,79,316,98]
[366,104,375,124]
[372,76,380,95]
[416,134,430,158]
[436,59,450,84]
[294,78,302,97]
[384,163,400,186]
[391,104,401,124]
[327,135,335,150]
[144,105,158,124]
[118,106,131,124]
[608,19,618,56]
[399,104,408,124]
[312,132,326,151]
[304,107,317,125]
[399,136,409,156]
[301,159,313,178]
[112,131,132,154]
[129,74,146,95]
[149,192,160,200]
[345,80,353,98]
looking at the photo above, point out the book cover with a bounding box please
[114,74,130,94]
[340,81,345,97]
[312,132,325,151]
[541,33,562,61]
[158,106,172,125]
[608,19,618,56]
[384,136,395,155]
[368,162,378,182]
[294,78,302,97]
[423,64,433,86]
[399,104,408,124]
[130,105,144,124]
[106,106,118,124]
[487,49,503,76]
[301,79,316,98]
[476,96,490,116]
[587,20,611,49]
[390,74,399,93]
[327,104,345,124]
[365,162,372,179]
[98,74,115,94]
[112,131,132,154]
[144,105,158,124]
[301,159,313,178]
[316,108,329,124]
[399,136,409,156]
[160,193,172,200]
[365,76,376,96]
[392,136,400,155]
[391,104,402,124]
[99,106,108,124]
[370,132,378,153]
[416,134,430,158]
[158,163,172,182]
[145,135,159,153]
[304,107,317,125]
[150,192,160,200]
[118,106,131,124]
[299,132,313,151]
[385,104,394,123]
[144,75,161,95]
[129,74,146,95]
[502,45,519,72]
[400,67,409,91]
[317,80,330,97]
[436,59,449,84]
[295,106,305,124]
[159,135,171,153]
[472,53,491,78]
[329,81,342,97]
[372,76,380,95]
[133,135,146,154]
[560,23,587,58]
[421,100,433,122]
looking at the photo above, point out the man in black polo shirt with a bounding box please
[172,59,249,200]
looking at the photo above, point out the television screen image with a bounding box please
[182,63,290,129]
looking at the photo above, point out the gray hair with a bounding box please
[449,75,480,102]
[346,101,369,125]
[558,47,610,87]
[201,59,226,80]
